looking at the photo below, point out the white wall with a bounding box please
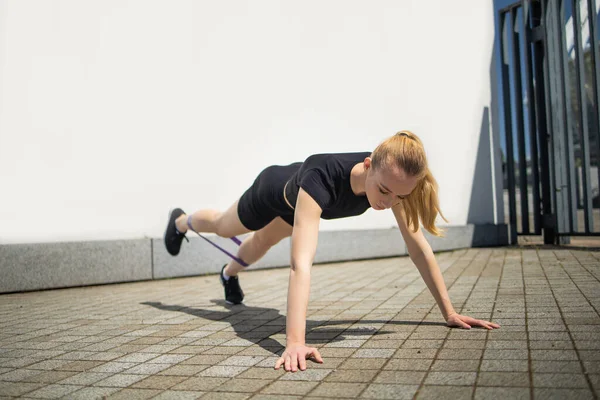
[0,0,499,244]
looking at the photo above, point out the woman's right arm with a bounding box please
[274,188,324,372]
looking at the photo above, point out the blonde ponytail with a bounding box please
[402,168,447,237]
[372,131,447,237]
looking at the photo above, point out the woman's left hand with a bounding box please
[446,313,501,330]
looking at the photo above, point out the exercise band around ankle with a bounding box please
[186,215,249,267]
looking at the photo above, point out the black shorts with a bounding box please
[237,163,301,231]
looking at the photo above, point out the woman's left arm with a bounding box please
[392,204,500,330]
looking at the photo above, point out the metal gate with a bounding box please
[499,0,600,244]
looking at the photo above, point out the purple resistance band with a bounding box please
[187,215,249,267]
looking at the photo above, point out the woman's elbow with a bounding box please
[290,258,312,272]
[407,243,432,262]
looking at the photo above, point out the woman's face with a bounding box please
[364,159,419,210]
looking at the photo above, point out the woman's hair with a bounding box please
[371,130,447,236]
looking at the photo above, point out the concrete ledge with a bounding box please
[0,224,508,293]
[424,223,509,251]
[0,239,151,294]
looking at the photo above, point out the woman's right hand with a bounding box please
[274,344,324,372]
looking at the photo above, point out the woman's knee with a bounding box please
[213,202,250,237]
[214,215,239,238]
[252,230,278,250]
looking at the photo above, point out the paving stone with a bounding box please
[67,386,122,399]
[309,382,367,397]
[430,359,480,372]
[401,339,444,349]
[200,392,251,400]
[210,375,271,394]
[579,350,600,361]
[57,371,112,385]
[157,364,208,376]
[532,373,589,388]
[424,371,477,386]
[375,371,426,385]
[483,349,528,360]
[198,365,249,377]
[252,395,301,400]
[529,332,571,341]
[255,357,280,368]
[529,341,574,350]
[477,372,530,387]
[318,348,357,358]
[383,358,433,371]
[171,377,229,391]
[93,373,148,387]
[0,368,43,382]
[325,369,379,383]
[0,381,45,396]
[23,383,82,398]
[151,390,204,400]
[393,349,437,359]
[261,380,319,395]
[340,358,388,370]
[203,346,246,355]
[89,361,137,373]
[485,340,527,349]
[115,353,161,363]
[182,354,229,365]
[533,388,595,399]
[237,367,285,380]
[55,360,104,372]
[147,354,192,363]
[105,388,163,400]
[125,363,171,375]
[473,387,530,400]
[444,340,486,349]
[352,349,395,358]
[168,345,211,354]
[218,355,265,367]
[24,359,72,371]
[360,384,419,399]
[130,375,188,389]
[530,350,578,361]
[416,385,473,399]
[448,330,488,340]
[437,349,483,360]
[362,339,404,348]
[480,359,529,372]
[279,368,333,381]
[583,361,600,374]
[324,340,366,348]
[310,357,345,369]
[531,361,583,373]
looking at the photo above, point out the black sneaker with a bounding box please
[220,264,244,305]
[164,208,189,256]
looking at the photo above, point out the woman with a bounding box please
[163,131,500,372]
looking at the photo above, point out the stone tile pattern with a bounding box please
[0,248,599,399]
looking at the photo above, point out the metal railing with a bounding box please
[499,0,600,243]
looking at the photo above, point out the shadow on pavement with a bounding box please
[141,300,447,357]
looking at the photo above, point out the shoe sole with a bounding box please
[164,208,179,256]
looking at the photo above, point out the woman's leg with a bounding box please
[224,217,293,277]
[175,199,251,238]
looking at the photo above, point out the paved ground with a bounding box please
[1,247,599,399]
